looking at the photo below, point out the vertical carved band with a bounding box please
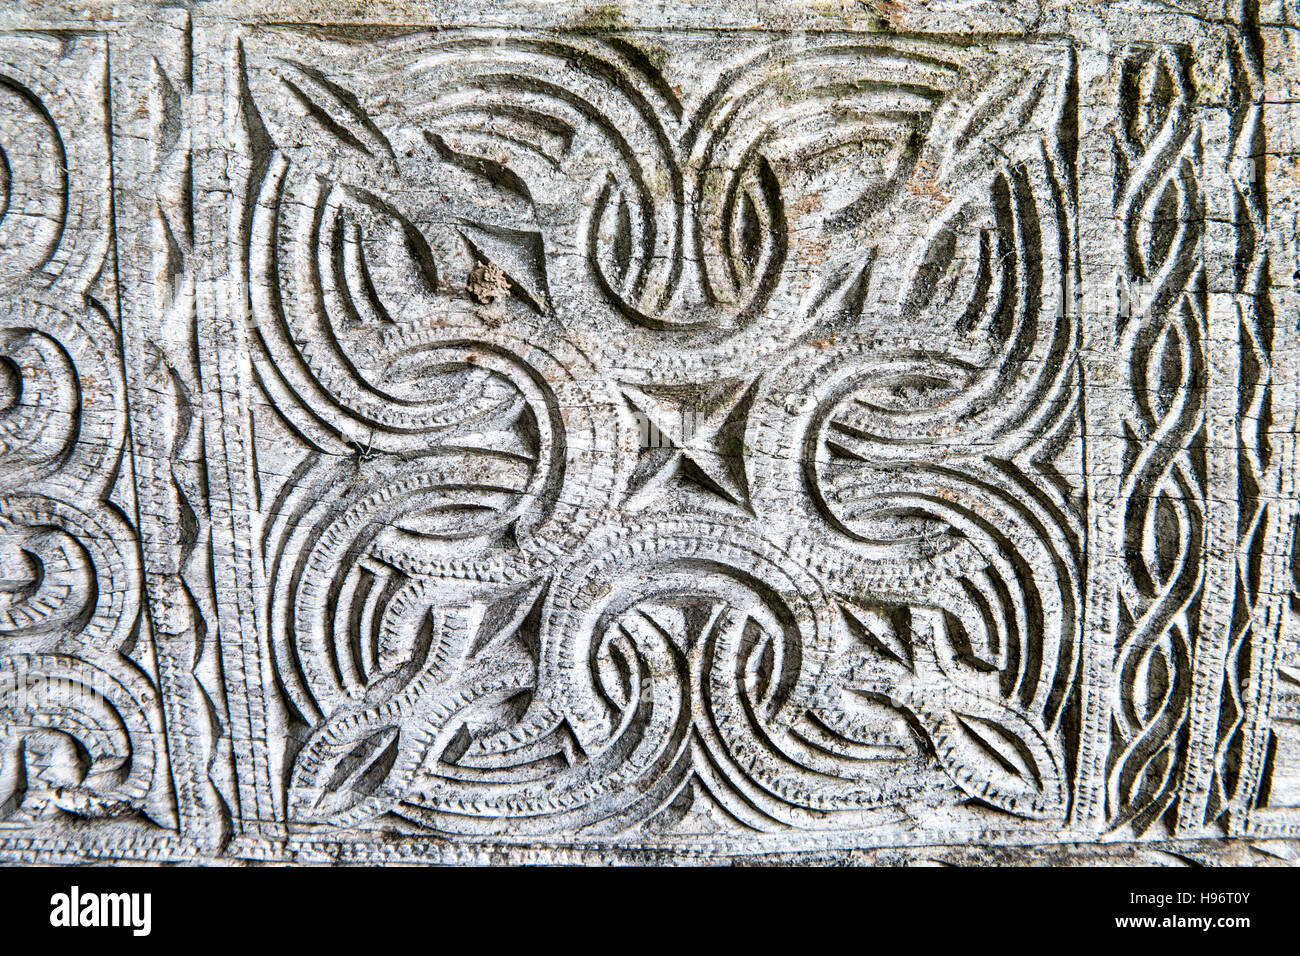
[0,34,171,834]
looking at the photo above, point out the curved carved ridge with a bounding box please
[0,34,171,835]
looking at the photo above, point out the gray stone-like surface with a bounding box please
[1,0,1298,865]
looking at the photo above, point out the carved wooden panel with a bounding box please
[1,0,1297,864]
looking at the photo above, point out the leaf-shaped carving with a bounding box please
[710,153,785,307]
[741,616,797,719]
[390,132,555,311]
[286,571,560,829]
[851,368,970,417]
[899,184,1006,335]
[273,58,394,160]
[733,191,763,282]
[805,254,874,324]
[595,629,639,714]
[937,711,1051,804]
[841,601,913,670]
[425,132,535,218]
[149,56,183,171]
[238,45,396,180]
[960,73,1042,150]
[289,663,436,826]
[943,68,1051,182]
[611,193,634,286]
[0,655,165,826]
[592,181,648,306]
[330,186,439,326]
[1120,48,1188,155]
[837,558,1069,821]
[317,726,401,815]
[810,122,924,234]
[800,58,1061,346]
[458,223,551,313]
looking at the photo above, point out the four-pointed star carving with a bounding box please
[620,378,761,512]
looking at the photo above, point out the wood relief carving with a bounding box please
[0,0,1298,864]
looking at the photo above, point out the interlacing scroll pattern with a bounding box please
[0,35,172,830]
[1205,18,1277,833]
[237,29,1085,839]
[1106,45,1207,836]
[0,6,1292,862]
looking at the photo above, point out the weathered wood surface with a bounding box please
[1,0,1298,865]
